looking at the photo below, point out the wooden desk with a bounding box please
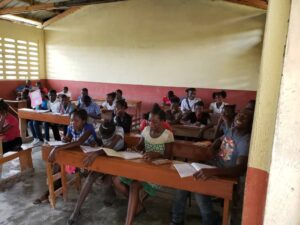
[18,108,70,142]
[171,124,203,138]
[42,145,235,225]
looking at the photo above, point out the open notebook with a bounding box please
[80,146,143,160]
[173,162,216,178]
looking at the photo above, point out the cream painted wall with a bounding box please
[45,0,266,91]
[263,0,300,224]
[0,20,46,79]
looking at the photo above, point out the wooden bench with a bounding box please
[0,136,33,180]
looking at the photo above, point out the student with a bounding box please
[214,104,236,139]
[58,86,72,99]
[180,88,201,114]
[101,92,116,111]
[16,79,32,93]
[77,88,89,107]
[16,89,31,108]
[114,99,132,133]
[170,109,254,225]
[115,89,125,101]
[113,110,174,225]
[166,96,182,124]
[67,120,124,225]
[140,103,172,132]
[0,99,22,154]
[59,94,75,135]
[245,99,256,111]
[46,89,62,142]
[209,90,228,114]
[162,90,176,106]
[34,109,97,205]
[28,91,49,146]
[80,95,101,120]
[34,81,48,94]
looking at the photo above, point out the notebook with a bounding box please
[173,162,216,178]
[48,141,65,146]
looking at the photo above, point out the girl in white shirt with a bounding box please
[101,92,116,111]
[209,90,228,114]
[180,88,201,113]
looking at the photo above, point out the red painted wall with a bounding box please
[46,79,256,113]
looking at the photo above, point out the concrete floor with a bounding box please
[0,146,205,225]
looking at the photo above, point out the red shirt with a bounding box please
[162,96,171,106]
[3,113,20,141]
[139,119,173,132]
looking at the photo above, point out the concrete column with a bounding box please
[263,0,300,224]
[242,0,291,225]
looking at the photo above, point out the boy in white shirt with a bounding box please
[209,91,228,114]
[180,88,201,114]
[57,86,72,99]
[101,92,116,111]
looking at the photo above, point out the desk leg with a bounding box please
[46,162,56,208]
[222,199,230,225]
[60,164,68,201]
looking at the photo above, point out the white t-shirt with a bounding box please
[101,101,116,110]
[209,102,228,114]
[58,91,72,99]
[49,99,61,113]
[180,98,201,112]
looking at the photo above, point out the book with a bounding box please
[173,162,216,178]
[80,146,143,160]
[47,141,65,146]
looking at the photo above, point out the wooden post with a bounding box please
[46,162,56,208]
[19,148,33,172]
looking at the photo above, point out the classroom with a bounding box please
[0,0,299,225]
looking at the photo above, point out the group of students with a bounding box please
[1,82,256,225]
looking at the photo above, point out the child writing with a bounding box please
[0,99,22,153]
[113,109,174,225]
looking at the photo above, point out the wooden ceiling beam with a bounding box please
[0,0,13,8]
[40,6,80,28]
[225,0,268,10]
[0,0,125,15]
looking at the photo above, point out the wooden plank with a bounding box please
[41,6,81,28]
[0,0,13,8]
[225,0,268,10]
[171,124,203,138]
[0,0,125,15]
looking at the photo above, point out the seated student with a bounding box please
[114,99,132,133]
[166,96,182,124]
[34,81,48,94]
[16,79,32,93]
[245,99,256,111]
[0,99,22,153]
[59,94,75,135]
[113,110,174,225]
[180,88,201,115]
[80,95,101,120]
[214,104,236,140]
[115,89,125,101]
[16,89,31,108]
[140,103,172,132]
[46,89,62,142]
[57,86,72,99]
[209,90,228,114]
[163,90,176,106]
[67,120,124,225]
[101,92,116,111]
[34,109,97,205]
[28,91,50,146]
[77,88,89,108]
[170,109,254,225]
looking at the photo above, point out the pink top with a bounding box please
[3,114,20,142]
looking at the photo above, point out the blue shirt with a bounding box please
[80,102,101,117]
[36,100,49,110]
[67,123,97,145]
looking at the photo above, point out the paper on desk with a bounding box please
[102,148,143,160]
[174,163,216,178]
[36,109,50,113]
[80,145,103,153]
[48,141,65,146]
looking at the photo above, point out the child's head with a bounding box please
[81,88,88,97]
[106,92,116,104]
[26,79,31,86]
[0,99,9,116]
[63,86,69,93]
[167,90,175,99]
[246,100,256,111]
[148,103,162,121]
[36,81,42,88]
[194,101,204,117]
[213,90,227,103]
[116,89,123,99]
[61,94,69,106]
[71,109,88,130]
[221,105,236,122]
[83,95,92,107]
[170,96,180,112]
[234,109,254,133]
[49,89,57,102]
[186,88,196,100]
[21,89,29,99]
[99,120,116,139]
[150,109,166,130]
[115,99,128,114]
